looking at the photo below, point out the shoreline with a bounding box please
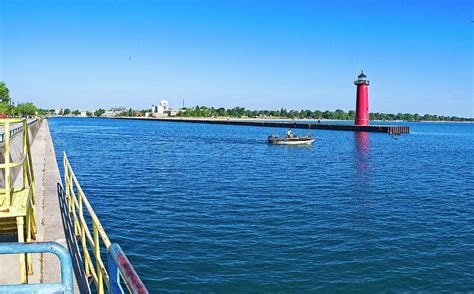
[47,116,474,123]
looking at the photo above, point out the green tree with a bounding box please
[334,109,347,120]
[72,110,80,116]
[217,107,226,117]
[0,81,10,103]
[15,102,38,117]
[95,109,106,117]
[348,110,355,120]
[0,102,9,114]
[63,108,71,115]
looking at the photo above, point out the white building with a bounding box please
[152,100,169,117]
[160,100,169,111]
[101,107,126,117]
[79,109,95,117]
[55,108,63,115]
[168,109,180,116]
[151,104,164,115]
[103,110,115,117]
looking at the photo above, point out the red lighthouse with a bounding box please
[354,71,370,126]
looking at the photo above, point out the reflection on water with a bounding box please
[354,132,369,180]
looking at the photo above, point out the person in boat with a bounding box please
[287,128,294,139]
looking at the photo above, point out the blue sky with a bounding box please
[0,0,472,116]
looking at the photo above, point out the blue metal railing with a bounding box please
[107,244,148,294]
[0,242,73,293]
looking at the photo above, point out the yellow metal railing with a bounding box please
[0,118,39,283]
[63,152,111,294]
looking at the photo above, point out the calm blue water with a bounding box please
[49,117,474,292]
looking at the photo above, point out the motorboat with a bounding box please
[267,135,315,145]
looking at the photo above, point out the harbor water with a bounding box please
[49,117,473,292]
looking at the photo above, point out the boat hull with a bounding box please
[268,136,315,145]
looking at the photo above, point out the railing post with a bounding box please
[94,223,104,294]
[26,209,33,275]
[107,249,123,293]
[78,188,90,276]
[16,217,26,284]
[22,120,27,190]
[25,120,35,198]
[73,191,79,236]
[66,168,72,213]
[63,155,70,211]
[5,120,10,206]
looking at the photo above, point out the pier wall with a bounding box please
[110,117,410,135]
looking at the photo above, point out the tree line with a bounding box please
[48,108,100,116]
[177,106,473,122]
[0,81,40,116]
[48,108,141,117]
[2,80,471,121]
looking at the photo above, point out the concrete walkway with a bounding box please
[0,119,88,292]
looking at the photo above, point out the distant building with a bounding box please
[151,100,167,117]
[168,109,179,116]
[79,109,95,117]
[55,108,63,115]
[151,100,178,117]
[160,100,169,111]
[103,110,116,117]
[113,107,127,113]
[151,104,164,116]
[102,107,126,117]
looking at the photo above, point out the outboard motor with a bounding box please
[268,135,278,144]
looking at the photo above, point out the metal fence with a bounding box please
[0,118,43,144]
[0,118,38,284]
[0,242,73,293]
[63,152,148,294]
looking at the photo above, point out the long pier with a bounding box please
[152,118,410,135]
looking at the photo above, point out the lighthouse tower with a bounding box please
[354,71,370,126]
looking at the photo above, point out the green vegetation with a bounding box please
[0,81,10,103]
[15,102,39,116]
[0,81,39,117]
[0,82,11,115]
[95,108,106,117]
[177,106,473,122]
